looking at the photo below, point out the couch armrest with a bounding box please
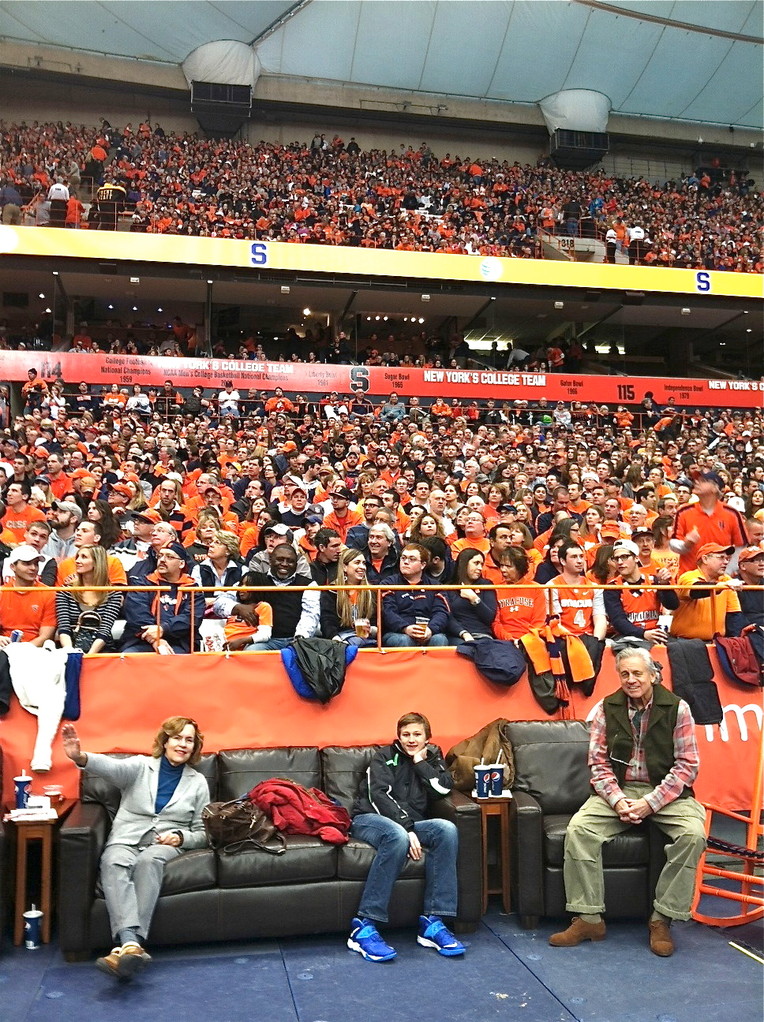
[509,791,545,922]
[58,802,111,954]
[431,792,482,929]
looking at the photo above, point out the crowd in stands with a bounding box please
[1,119,761,270]
[0,373,761,673]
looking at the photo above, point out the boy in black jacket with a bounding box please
[347,712,466,962]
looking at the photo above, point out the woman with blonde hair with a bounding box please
[56,544,123,653]
[62,716,209,979]
[320,547,377,647]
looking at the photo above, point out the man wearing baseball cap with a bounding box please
[671,472,747,576]
[122,541,203,654]
[0,545,57,646]
[324,486,363,543]
[107,482,133,523]
[43,500,83,562]
[111,509,162,573]
[736,546,764,629]
[605,540,678,643]
[670,543,745,640]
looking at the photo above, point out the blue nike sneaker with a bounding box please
[417,915,466,956]
[347,917,397,962]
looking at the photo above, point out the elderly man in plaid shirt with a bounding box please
[550,647,706,957]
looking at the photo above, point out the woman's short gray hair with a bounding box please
[614,646,658,676]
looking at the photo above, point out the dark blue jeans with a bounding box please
[351,814,459,923]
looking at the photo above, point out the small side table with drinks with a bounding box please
[6,771,76,946]
[473,762,513,914]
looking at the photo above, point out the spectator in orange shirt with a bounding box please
[45,453,72,500]
[492,547,547,640]
[323,486,363,543]
[0,545,57,646]
[2,482,47,542]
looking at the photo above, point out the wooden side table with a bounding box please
[8,798,76,945]
[475,795,512,914]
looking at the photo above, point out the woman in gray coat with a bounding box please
[62,717,210,980]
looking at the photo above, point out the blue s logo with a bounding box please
[250,242,268,266]
[696,271,711,293]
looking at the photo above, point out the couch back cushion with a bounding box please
[321,745,381,812]
[505,720,592,815]
[81,752,217,818]
[217,747,320,802]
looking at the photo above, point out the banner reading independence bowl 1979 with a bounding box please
[1,350,762,409]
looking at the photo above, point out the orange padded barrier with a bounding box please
[1,647,760,812]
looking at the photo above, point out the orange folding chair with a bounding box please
[692,725,764,927]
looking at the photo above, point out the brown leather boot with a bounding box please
[648,918,674,957]
[549,916,606,946]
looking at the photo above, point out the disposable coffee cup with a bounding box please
[14,772,31,809]
[355,617,370,639]
[488,764,504,797]
[24,906,43,949]
[474,764,492,799]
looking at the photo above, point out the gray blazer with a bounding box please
[83,752,210,850]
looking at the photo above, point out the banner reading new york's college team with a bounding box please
[2,349,762,409]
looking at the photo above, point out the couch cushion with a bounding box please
[544,814,651,868]
[217,834,337,887]
[337,838,426,881]
[218,748,320,802]
[506,720,592,815]
[162,848,218,894]
[321,745,381,812]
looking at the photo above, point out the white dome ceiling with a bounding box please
[1,0,761,129]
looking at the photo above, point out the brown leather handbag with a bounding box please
[202,798,286,855]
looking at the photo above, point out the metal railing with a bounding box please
[15,580,762,657]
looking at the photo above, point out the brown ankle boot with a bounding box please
[549,916,606,947]
[648,918,674,957]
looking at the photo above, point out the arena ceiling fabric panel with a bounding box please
[2,0,761,129]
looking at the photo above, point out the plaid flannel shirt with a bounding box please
[589,694,699,813]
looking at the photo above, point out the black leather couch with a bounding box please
[506,720,666,929]
[58,745,481,959]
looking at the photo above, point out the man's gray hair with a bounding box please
[368,522,395,545]
[614,645,658,676]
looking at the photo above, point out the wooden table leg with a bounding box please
[13,829,28,945]
[499,802,511,914]
[481,806,489,914]
[40,827,52,943]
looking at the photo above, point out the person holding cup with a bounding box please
[381,543,450,647]
[61,717,210,980]
[320,547,377,647]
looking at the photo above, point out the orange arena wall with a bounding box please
[1,647,760,812]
